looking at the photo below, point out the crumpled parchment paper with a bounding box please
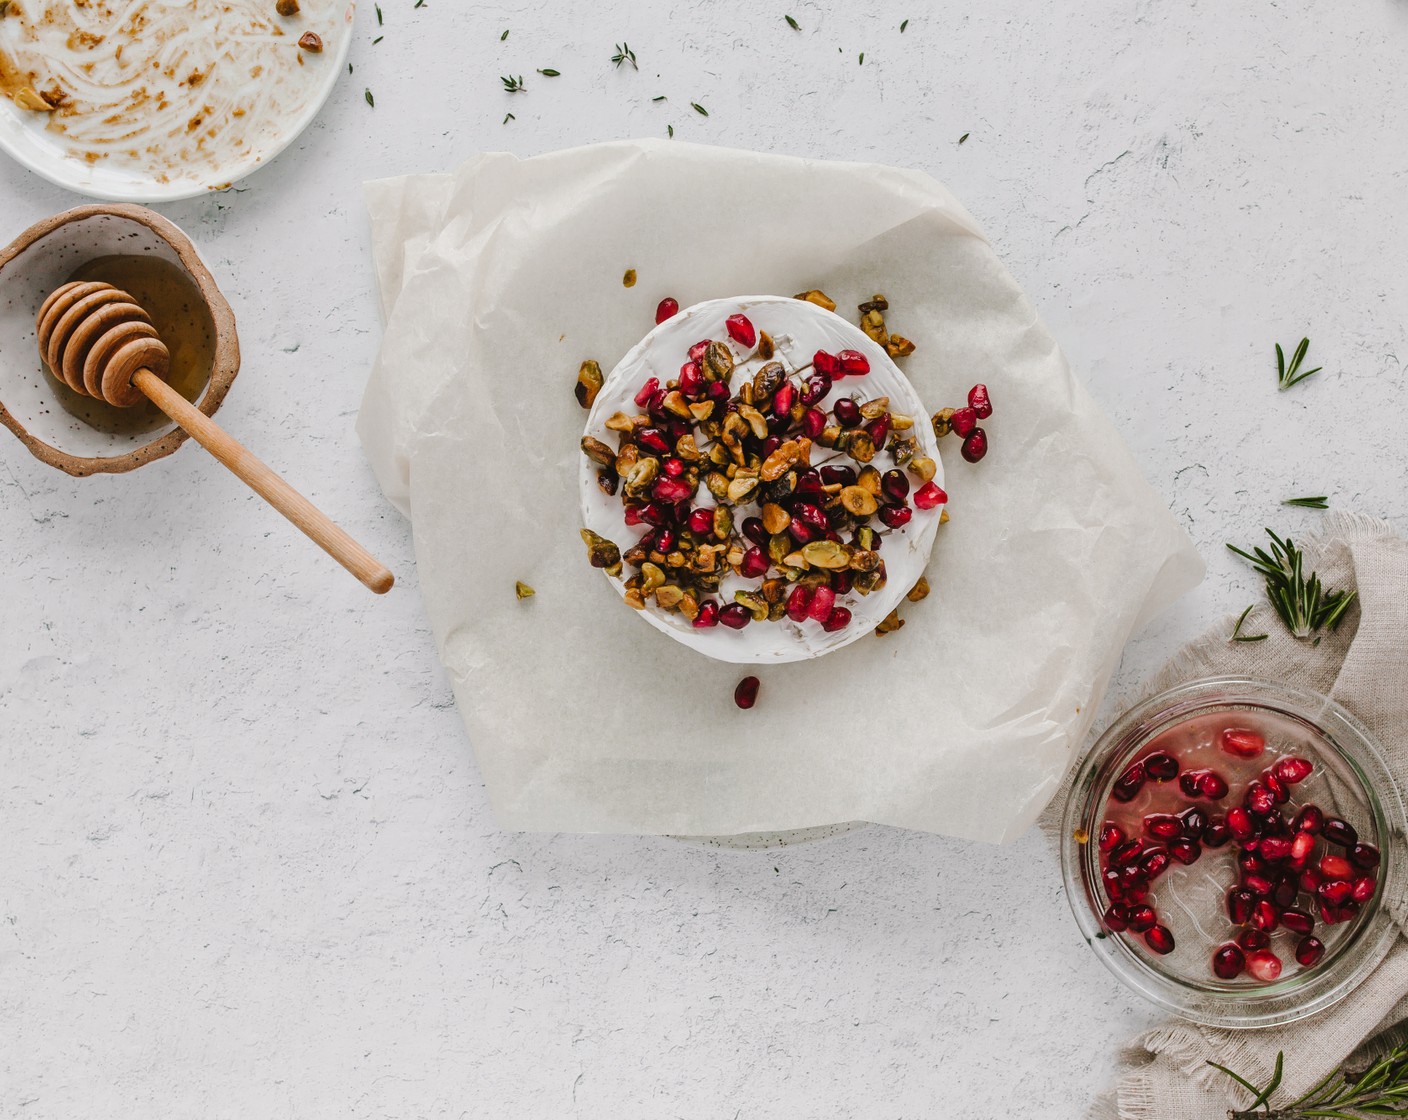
[358,139,1203,840]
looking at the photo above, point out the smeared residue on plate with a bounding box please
[0,0,338,182]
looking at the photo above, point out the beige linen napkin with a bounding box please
[1082,513,1408,1119]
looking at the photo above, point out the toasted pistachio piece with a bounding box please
[515,581,535,600]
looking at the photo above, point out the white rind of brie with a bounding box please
[580,295,945,665]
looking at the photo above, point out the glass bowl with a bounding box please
[1061,676,1405,1028]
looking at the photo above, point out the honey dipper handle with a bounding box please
[131,369,394,595]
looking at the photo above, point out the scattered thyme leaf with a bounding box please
[1275,336,1322,391]
[515,581,535,600]
[364,88,374,107]
[900,18,908,31]
[1283,496,1329,509]
[374,3,382,24]
[785,14,799,29]
[537,68,560,76]
[958,132,969,144]
[612,42,637,69]
[1230,604,1268,643]
[501,74,526,93]
[1227,529,1357,640]
[503,112,514,124]
[691,101,707,116]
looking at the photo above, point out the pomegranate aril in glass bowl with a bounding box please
[1061,677,1404,1028]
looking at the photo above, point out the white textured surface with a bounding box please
[2,1,1406,1115]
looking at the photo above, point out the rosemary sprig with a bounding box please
[1230,604,1268,643]
[501,75,525,93]
[1283,496,1329,509]
[1276,337,1322,391]
[1227,529,1356,641]
[612,42,637,69]
[1213,1039,1408,1119]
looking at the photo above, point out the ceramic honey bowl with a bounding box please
[0,203,240,476]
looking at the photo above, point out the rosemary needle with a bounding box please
[1229,604,1268,643]
[1282,496,1329,509]
[785,14,799,29]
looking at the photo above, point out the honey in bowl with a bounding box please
[42,254,214,436]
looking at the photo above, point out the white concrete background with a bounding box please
[3,1,1407,1116]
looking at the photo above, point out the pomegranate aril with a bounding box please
[1144,925,1175,955]
[1228,889,1256,924]
[949,407,977,438]
[1290,832,1316,868]
[653,477,693,502]
[961,428,988,463]
[1102,868,1124,901]
[1243,873,1274,898]
[1199,771,1230,800]
[1294,804,1324,834]
[1144,814,1184,840]
[1220,727,1266,758]
[1322,817,1358,849]
[734,675,760,709]
[1300,867,1324,894]
[679,360,704,397]
[1144,752,1180,782]
[686,508,714,535]
[1245,783,1275,815]
[1264,771,1290,805]
[878,505,913,529]
[772,382,795,416]
[833,398,861,427]
[639,501,668,526]
[1318,879,1353,906]
[785,584,812,623]
[1351,844,1381,870]
[634,377,661,408]
[725,314,756,349]
[864,415,890,446]
[1320,855,1354,880]
[1280,908,1315,935]
[1169,839,1201,865]
[812,350,840,377]
[1296,936,1325,968]
[1179,807,1208,840]
[801,372,832,405]
[654,529,677,553]
[792,503,829,532]
[719,603,752,630]
[832,570,854,594]
[819,465,856,487]
[1245,949,1282,982]
[1352,876,1377,903]
[637,427,671,454]
[655,297,680,324]
[1213,944,1247,979]
[1103,904,1130,932]
[1251,900,1280,932]
[1112,762,1147,803]
[1274,756,1314,784]
[739,518,768,549]
[739,546,769,579]
[1203,821,1232,848]
[1257,836,1292,862]
[693,600,720,628]
[801,407,827,438]
[662,457,686,478]
[1272,878,1299,909]
[807,585,836,623]
[1227,807,1255,840]
[1099,823,1125,853]
[688,340,711,362]
[967,382,993,419]
[707,380,731,402]
[788,521,815,545]
[1237,928,1270,951]
[838,349,870,375]
[1140,849,1171,880]
[795,468,824,498]
[1126,905,1157,933]
[822,606,851,632]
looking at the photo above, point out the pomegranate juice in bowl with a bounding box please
[1061,677,1404,1027]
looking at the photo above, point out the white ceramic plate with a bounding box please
[0,1,353,202]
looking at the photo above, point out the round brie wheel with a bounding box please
[579,295,946,664]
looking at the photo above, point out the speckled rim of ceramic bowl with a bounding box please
[0,3,356,203]
[0,203,240,476]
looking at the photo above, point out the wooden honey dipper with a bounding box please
[37,281,394,594]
